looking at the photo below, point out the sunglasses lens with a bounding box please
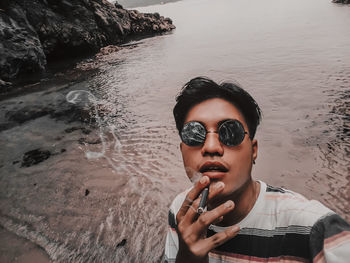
[219,120,245,146]
[181,121,206,146]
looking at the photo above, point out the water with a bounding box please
[0,0,349,261]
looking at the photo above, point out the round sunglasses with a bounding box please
[180,119,248,147]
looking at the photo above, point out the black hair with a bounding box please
[173,77,262,139]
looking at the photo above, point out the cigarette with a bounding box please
[197,186,209,214]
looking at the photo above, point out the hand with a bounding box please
[175,176,240,263]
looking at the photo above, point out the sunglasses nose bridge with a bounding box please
[201,131,224,156]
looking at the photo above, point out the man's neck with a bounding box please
[219,179,260,226]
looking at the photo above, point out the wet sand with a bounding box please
[0,226,51,263]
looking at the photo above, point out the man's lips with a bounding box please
[199,161,228,179]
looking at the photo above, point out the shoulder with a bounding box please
[259,182,334,227]
[309,212,350,261]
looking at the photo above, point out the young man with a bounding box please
[164,77,350,263]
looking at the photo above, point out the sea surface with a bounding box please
[0,0,349,262]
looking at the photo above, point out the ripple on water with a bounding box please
[307,69,350,221]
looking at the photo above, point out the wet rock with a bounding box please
[128,10,175,34]
[5,105,53,124]
[65,126,92,134]
[65,127,83,133]
[0,4,46,82]
[0,79,13,92]
[332,0,350,3]
[82,128,92,134]
[50,103,96,124]
[1,94,97,133]
[21,149,51,167]
[114,1,124,9]
[78,137,102,145]
[116,239,127,248]
[0,122,15,132]
[97,45,122,56]
[0,0,175,83]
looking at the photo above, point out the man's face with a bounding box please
[180,98,258,205]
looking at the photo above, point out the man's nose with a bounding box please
[201,132,224,156]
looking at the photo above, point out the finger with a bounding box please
[193,200,235,232]
[212,216,224,225]
[182,197,200,224]
[203,225,240,251]
[184,181,225,224]
[176,176,210,223]
[208,181,225,200]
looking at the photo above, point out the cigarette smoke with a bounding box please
[185,166,203,185]
[66,90,123,171]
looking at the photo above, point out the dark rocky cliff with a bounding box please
[332,0,350,3]
[0,0,175,86]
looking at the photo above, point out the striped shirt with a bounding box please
[164,181,350,262]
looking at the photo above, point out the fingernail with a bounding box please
[230,225,240,233]
[200,176,208,184]
[215,182,224,190]
[224,200,234,208]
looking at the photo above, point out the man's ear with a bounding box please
[252,139,258,163]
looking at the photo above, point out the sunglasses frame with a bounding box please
[180,119,248,147]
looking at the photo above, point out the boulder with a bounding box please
[0,0,175,83]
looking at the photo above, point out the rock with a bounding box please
[81,128,92,134]
[21,149,51,167]
[128,10,175,34]
[114,1,123,9]
[332,0,350,3]
[116,239,127,248]
[65,126,92,134]
[51,103,96,123]
[78,137,102,144]
[0,5,47,83]
[5,105,53,124]
[0,79,13,94]
[0,0,175,83]
[97,45,122,56]
[0,79,12,87]
[1,96,96,133]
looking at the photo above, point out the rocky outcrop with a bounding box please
[0,3,46,84]
[332,0,350,3]
[114,0,180,9]
[0,0,175,86]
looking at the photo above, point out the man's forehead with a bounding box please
[184,98,246,126]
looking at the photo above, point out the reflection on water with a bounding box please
[0,0,349,261]
[310,69,350,217]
